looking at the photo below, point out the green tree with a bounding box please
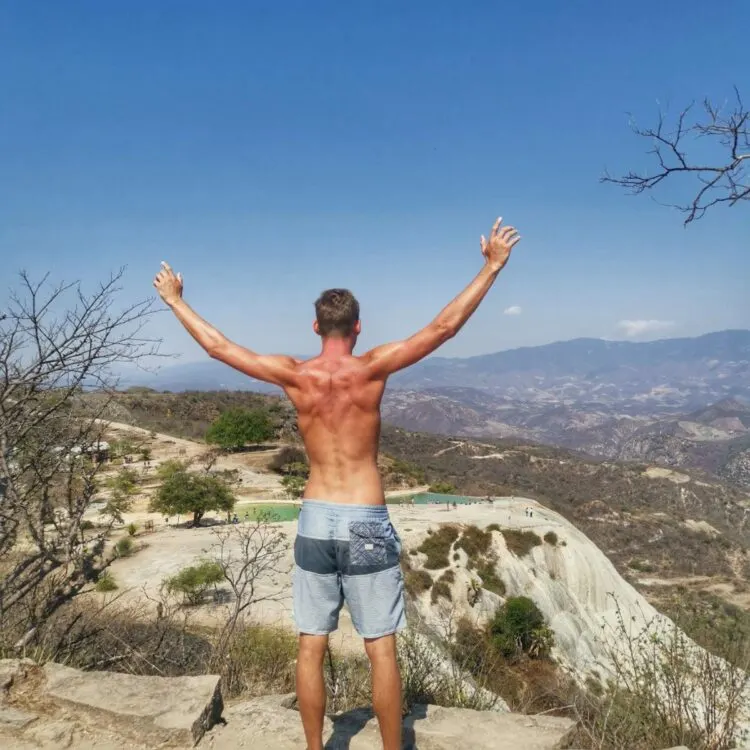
[156,458,190,480]
[164,560,223,605]
[206,408,274,451]
[149,468,235,526]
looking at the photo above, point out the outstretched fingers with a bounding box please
[491,217,502,238]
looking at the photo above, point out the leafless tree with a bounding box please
[0,269,159,649]
[603,88,749,224]
[209,516,291,659]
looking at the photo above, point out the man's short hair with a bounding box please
[315,289,360,337]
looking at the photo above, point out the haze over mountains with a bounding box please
[128,329,750,487]
[134,330,750,402]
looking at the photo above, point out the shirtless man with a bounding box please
[153,217,520,750]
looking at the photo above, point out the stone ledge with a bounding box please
[42,663,222,746]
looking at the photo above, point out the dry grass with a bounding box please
[417,525,460,570]
[501,529,542,557]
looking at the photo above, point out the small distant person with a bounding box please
[154,216,521,750]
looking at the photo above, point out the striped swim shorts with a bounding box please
[293,500,407,639]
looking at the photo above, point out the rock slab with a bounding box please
[42,662,222,746]
[203,694,576,750]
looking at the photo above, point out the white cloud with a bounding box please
[503,305,522,316]
[617,319,675,338]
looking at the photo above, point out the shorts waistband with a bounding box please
[301,500,389,515]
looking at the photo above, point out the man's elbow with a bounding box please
[205,339,227,359]
[433,321,458,343]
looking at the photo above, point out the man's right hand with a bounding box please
[153,261,184,307]
[481,218,521,271]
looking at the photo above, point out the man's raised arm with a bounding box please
[153,262,299,388]
[364,218,520,377]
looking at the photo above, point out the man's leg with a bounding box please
[364,634,402,750]
[297,633,329,750]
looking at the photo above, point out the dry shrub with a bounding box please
[400,550,433,597]
[475,562,505,596]
[431,570,454,604]
[456,525,505,597]
[417,525,459,569]
[398,626,500,712]
[223,624,297,697]
[569,598,750,750]
[455,526,492,561]
[501,529,542,557]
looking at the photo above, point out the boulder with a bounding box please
[42,662,222,746]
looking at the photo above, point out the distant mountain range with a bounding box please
[130,330,750,409]
[120,331,750,490]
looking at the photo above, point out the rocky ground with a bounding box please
[1,658,697,749]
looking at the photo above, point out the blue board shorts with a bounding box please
[293,500,407,639]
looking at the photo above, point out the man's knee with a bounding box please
[364,633,398,664]
[298,633,329,663]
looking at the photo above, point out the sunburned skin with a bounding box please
[152,217,520,506]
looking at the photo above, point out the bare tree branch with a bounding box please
[210,517,291,659]
[0,269,161,647]
[603,88,749,224]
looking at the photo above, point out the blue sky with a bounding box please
[1,1,748,363]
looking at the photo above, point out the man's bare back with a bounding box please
[289,353,386,504]
[153,217,519,506]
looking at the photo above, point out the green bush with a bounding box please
[281,474,306,499]
[490,596,553,659]
[428,481,456,494]
[95,571,118,592]
[417,525,459,569]
[165,560,224,606]
[115,537,135,558]
[206,408,274,451]
[543,531,559,546]
[501,529,543,557]
[126,522,138,537]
